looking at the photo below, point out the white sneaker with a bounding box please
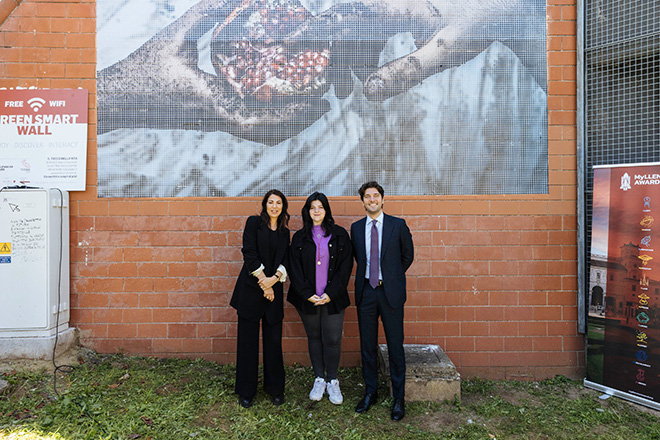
[309,377,326,401]
[326,379,343,405]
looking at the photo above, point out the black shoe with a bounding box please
[391,398,405,421]
[271,394,285,406]
[355,393,378,413]
[238,396,253,408]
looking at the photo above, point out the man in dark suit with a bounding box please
[351,181,414,421]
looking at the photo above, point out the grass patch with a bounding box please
[0,354,659,439]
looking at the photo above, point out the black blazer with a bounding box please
[351,213,414,309]
[230,216,290,323]
[287,224,353,315]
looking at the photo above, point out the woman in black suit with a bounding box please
[230,189,290,408]
[288,192,353,404]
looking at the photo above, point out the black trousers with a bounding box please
[298,306,345,381]
[357,283,406,399]
[235,315,285,398]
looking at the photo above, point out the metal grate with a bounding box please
[584,1,660,280]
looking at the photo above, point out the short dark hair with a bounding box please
[301,191,335,237]
[260,189,289,230]
[358,181,384,200]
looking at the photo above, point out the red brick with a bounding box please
[92,309,122,324]
[153,339,183,353]
[139,293,168,308]
[182,308,212,323]
[168,324,197,338]
[68,4,95,18]
[169,263,198,277]
[109,293,139,308]
[155,278,183,292]
[459,352,489,367]
[138,323,167,338]
[199,232,228,246]
[124,248,154,262]
[123,309,152,323]
[460,322,489,336]
[504,337,533,352]
[183,338,213,353]
[534,336,563,351]
[519,322,547,336]
[139,202,169,216]
[93,247,123,262]
[168,293,199,307]
[475,306,504,321]
[108,324,137,339]
[518,352,549,367]
[153,309,182,323]
[198,324,228,338]
[138,263,168,277]
[489,291,518,306]
[93,279,123,293]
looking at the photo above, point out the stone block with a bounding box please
[379,344,461,402]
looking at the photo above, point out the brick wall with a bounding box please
[0,0,582,380]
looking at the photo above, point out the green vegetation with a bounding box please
[1,353,659,439]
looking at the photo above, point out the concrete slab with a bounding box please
[0,328,77,361]
[379,344,461,402]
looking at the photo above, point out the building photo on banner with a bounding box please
[586,163,660,410]
[97,0,548,198]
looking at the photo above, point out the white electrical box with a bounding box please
[0,188,70,337]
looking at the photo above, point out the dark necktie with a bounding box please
[370,219,379,288]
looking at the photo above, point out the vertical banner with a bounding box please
[586,162,660,409]
[0,89,88,191]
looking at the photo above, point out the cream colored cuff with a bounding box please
[251,264,265,278]
[277,265,287,283]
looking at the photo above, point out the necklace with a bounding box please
[314,227,323,265]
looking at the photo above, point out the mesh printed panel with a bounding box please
[96,0,548,198]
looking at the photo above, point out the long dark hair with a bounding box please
[260,189,289,230]
[301,191,334,237]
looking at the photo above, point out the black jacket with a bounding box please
[230,216,290,323]
[287,224,353,315]
[351,214,414,309]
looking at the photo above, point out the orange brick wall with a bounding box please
[0,0,582,380]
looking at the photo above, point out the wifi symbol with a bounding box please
[27,97,46,112]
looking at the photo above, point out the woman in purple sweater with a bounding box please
[288,192,353,404]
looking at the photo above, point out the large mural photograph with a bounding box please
[97,0,548,197]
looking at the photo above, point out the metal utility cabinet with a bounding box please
[0,188,75,359]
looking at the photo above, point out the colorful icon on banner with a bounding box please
[637,331,648,346]
[639,293,650,306]
[641,235,652,248]
[638,255,653,266]
[640,216,654,228]
[636,350,649,362]
[621,173,632,191]
[644,197,651,210]
[637,369,646,382]
[637,312,650,325]
[640,275,649,287]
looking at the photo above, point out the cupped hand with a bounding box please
[258,275,278,290]
[263,287,275,302]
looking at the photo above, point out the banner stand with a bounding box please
[586,162,660,411]
[584,380,660,411]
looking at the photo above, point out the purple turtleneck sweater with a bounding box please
[312,225,332,297]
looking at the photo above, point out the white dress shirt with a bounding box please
[364,212,384,281]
